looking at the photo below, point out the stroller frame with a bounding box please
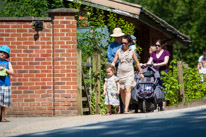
[132,65,164,113]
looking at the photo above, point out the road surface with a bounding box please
[0,105,206,137]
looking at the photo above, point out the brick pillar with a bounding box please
[47,8,79,116]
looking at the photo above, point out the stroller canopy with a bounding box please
[136,66,160,79]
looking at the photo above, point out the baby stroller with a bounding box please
[131,64,165,113]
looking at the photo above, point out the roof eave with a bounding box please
[67,0,140,19]
[68,0,191,46]
[140,8,191,46]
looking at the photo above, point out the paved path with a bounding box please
[0,105,206,137]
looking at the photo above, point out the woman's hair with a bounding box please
[156,39,170,47]
[106,65,116,73]
[122,35,133,44]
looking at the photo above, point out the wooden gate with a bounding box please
[77,50,101,115]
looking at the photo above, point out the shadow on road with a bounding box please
[15,109,206,137]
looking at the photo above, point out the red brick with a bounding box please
[35,90,46,94]
[23,41,34,45]
[24,66,35,69]
[54,16,65,19]
[17,29,28,33]
[0,29,4,32]
[5,29,17,33]
[29,62,40,65]
[35,82,46,85]
[22,33,33,37]
[18,86,29,90]
[0,25,10,28]
[23,24,32,28]
[41,46,52,49]
[11,25,22,28]
[54,33,65,37]
[0,33,9,37]
[41,54,52,57]
[11,58,23,62]
[11,34,21,37]
[29,86,41,90]
[66,24,76,28]
[66,33,76,36]
[35,74,46,77]
[35,66,47,69]
[41,78,52,81]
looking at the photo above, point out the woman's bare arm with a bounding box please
[111,50,119,66]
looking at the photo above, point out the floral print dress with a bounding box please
[117,48,135,89]
[104,76,119,106]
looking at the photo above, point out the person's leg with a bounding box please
[159,76,166,110]
[107,105,111,115]
[115,106,120,114]
[0,106,2,121]
[120,89,125,105]
[1,107,6,121]
[124,88,131,113]
[119,92,124,113]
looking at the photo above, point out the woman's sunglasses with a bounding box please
[156,44,161,47]
[121,42,129,45]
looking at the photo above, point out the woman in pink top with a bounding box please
[147,39,170,111]
[147,40,170,74]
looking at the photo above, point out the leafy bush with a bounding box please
[162,59,206,105]
[161,60,181,104]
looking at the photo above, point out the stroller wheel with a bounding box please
[134,104,138,113]
[142,100,146,113]
[158,101,164,111]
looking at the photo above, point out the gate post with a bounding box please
[77,50,83,115]
[93,54,101,114]
[177,61,185,102]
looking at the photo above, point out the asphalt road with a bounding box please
[0,105,206,137]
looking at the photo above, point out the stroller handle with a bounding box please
[141,64,153,69]
[146,64,153,67]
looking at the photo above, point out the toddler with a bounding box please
[103,65,120,115]
[0,45,14,122]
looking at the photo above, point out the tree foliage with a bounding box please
[123,0,206,67]
[0,0,65,17]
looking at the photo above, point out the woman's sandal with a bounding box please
[1,119,9,122]
[124,111,131,114]
[106,112,112,115]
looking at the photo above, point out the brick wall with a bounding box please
[0,8,79,117]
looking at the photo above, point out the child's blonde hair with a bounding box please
[106,65,116,73]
